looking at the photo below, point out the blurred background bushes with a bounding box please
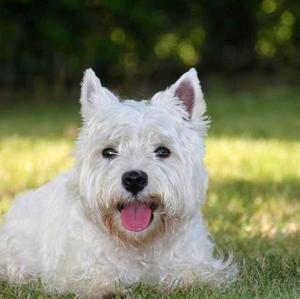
[0,0,300,91]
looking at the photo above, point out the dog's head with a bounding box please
[75,68,209,246]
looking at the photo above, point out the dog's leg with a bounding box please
[162,216,238,288]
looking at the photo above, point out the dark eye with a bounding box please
[102,148,118,159]
[154,146,171,158]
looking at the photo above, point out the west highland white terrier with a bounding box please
[0,69,237,298]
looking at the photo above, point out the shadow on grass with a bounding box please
[209,178,300,204]
[205,178,300,228]
[0,89,300,141]
[207,88,300,141]
[204,178,299,257]
[0,101,80,139]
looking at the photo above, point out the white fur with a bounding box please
[0,69,237,297]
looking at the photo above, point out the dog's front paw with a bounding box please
[100,293,118,299]
[92,291,124,299]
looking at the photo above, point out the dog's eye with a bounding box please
[154,146,171,158]
[102,148,118,159]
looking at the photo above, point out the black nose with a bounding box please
[122,170,148,195]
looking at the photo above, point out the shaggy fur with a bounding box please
[0,69,237,297]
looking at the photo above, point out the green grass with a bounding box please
[0,87,300,298]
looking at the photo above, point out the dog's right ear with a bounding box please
[80,68,118,119]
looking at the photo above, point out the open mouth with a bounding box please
[117,201,158,232]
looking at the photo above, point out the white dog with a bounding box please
[0,69,237,298]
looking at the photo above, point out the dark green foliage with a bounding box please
[0,0,300,87]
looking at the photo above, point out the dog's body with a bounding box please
[0,69,236,297]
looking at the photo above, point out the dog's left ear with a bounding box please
[80,68,118,120]
[169,68,206,121]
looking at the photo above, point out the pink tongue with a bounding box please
[121,202,152,232]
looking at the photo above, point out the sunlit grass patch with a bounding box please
[204,137,300,259]
[206,137,300,181]
[0,136,73,215]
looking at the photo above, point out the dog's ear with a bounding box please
[80,68,118,119]
[169,68,206,121]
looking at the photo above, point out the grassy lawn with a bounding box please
[0,87,299,298]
